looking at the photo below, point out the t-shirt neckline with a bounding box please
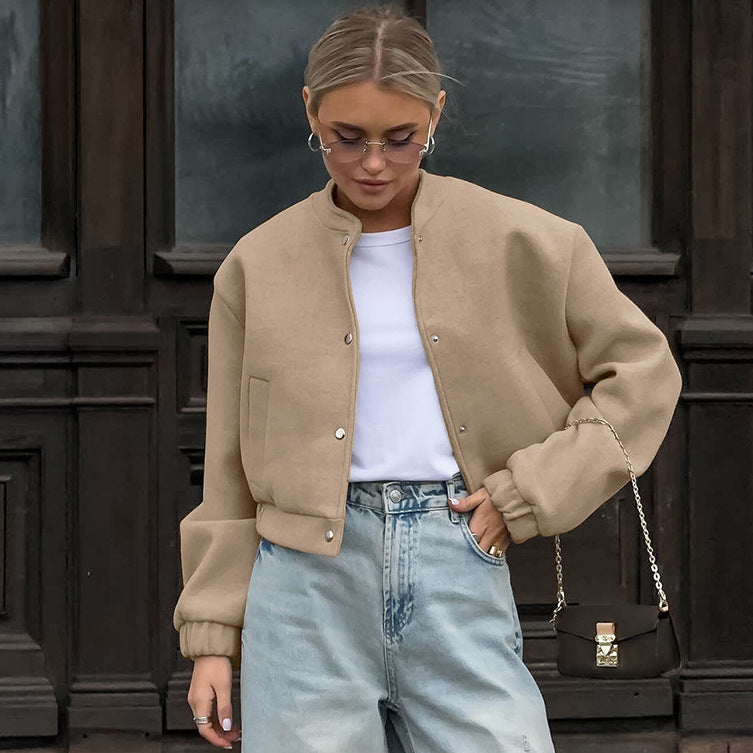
[355,225,412,247]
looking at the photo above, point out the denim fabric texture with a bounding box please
[240,471,555,752]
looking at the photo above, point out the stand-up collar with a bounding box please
[309,168,448,236]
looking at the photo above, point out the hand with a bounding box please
[187,656,242,749]
[448,486,510,556]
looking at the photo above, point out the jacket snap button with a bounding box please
[325,529,334,542]
[458,425,466,433]
[417,235,423,242]
[342,234,350,245]
[334,427,346,439]
[344,333,353,344]
[431,334,439,343]
[389,488,402,502]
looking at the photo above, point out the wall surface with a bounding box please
[0,0,751,750]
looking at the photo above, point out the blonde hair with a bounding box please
[304,5,443,115]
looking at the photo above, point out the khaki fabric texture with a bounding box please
[173,170,682,668]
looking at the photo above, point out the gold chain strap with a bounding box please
[550,417,670,623]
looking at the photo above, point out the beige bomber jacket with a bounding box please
[173,169,682,670]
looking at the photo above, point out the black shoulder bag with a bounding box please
[551,418,681,679]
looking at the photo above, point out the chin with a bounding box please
[353,195,394,211]
[331,174,414,221]
[345,189,396,211]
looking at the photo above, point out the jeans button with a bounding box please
[389,488,402,502]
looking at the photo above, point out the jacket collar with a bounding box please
[309,168,448,236]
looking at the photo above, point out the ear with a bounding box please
[302,86,319,134]
[431,90,447,134]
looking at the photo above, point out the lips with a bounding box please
[354,179,391,195]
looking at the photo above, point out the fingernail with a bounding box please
[449,498,460,507]
[222,718,232,731]
[224,746,232,750]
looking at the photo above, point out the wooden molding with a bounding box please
[689,0,752,313]
[602,248,681,277]
[153,245,681,280]
[540,675,675,720]
[0,246,70,278]
[67,691,162,734]
[40,0,77,272]
[153,245,230,277]
[679,315,753,349]
[0,677,58,737]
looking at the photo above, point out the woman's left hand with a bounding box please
[448,487,510,556]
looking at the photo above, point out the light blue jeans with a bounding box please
[241,471,555,752]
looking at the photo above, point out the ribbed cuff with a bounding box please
[179,621,242,672]
[481,468,540,543]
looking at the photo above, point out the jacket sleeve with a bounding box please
[172,284,260,672]
[482,224,683,543]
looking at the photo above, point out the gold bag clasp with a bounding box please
[595,621,619,667]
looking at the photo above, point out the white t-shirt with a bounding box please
[348,225,460,482]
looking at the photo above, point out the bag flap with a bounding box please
[554,604,661,642]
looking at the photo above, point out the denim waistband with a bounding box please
[346,470,468,513]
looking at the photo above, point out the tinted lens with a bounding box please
[384,142,425,164]
[325,141,365,163]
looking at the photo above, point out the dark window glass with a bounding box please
[0,0,40,244]
[174,0,357,244]
[428,0,650,247]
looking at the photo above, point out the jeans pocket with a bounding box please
[254,535,276,563]
[453,509,508,566]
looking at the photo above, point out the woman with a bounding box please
[173,6,682,752]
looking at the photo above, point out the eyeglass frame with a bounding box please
[308,115,435,162]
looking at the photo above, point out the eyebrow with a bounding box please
[330,121,419,133]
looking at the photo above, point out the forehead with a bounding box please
[317,81,429,129]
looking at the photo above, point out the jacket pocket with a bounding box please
[246,376,270,478]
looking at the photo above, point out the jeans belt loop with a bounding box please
[447,476,461,523]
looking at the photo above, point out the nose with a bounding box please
[361,142,387,173]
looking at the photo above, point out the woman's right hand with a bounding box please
[187,655,242,749]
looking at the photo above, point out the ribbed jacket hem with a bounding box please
[179,621,242,672]
[482,468,540,543]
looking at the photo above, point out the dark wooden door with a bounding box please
[0,1,752,749]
